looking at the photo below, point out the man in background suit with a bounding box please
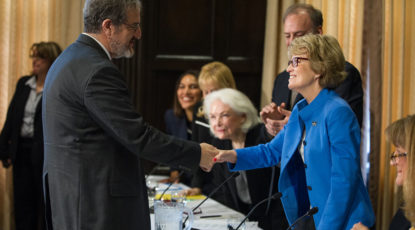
[261,3,363,137]
[42,0,217,230]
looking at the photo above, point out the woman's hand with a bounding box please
[182,187,202,196]
[214,150,237,164]
[350,222,369,230]
[158,170,180,184]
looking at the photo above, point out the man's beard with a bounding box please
[109,38,134,59]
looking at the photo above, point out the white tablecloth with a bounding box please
[147,175,262,230]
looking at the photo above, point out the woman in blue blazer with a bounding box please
[215,34,375,229]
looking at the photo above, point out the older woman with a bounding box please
[0,41,62,230]
[215,34,375,229]
[352,115,415,230]
[193,88,286,229]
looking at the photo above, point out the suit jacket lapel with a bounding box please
[279,72,291,106]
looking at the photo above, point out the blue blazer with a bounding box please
[230,89,375,229]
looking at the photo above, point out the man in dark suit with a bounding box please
[42,1,217,230]
[261,3,363,137]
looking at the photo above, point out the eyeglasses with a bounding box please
[288,57,309,67]
[390,152,407,164]
[123,22,140,32]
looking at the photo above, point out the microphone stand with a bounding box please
[157,170,185,201]
[228,192,282,230]
[286,207,318,230]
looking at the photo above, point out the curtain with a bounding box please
[375,0,415,228]
[0,1,84,229]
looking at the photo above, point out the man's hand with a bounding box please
[260,102,284,121]
[213,150,237,164]
[199,143,218,172]
[260,102,291,136]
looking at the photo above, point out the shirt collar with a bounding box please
[25,76,37,90]
[82,33,112,60]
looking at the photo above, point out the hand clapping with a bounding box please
[260,102,291,136]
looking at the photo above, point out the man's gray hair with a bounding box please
[203,88,261,134]
[83,0,142,33]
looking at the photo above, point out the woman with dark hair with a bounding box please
[0,41,62,230]
[163,70,202,185]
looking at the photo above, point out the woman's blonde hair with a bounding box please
[197,61,236,117]
[198,61,236,91]
[385,114,415,224]
[288,34,346,89]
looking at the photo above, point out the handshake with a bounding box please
[198,143,237,172]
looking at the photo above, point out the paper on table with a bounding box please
[192,218,229,230]
[192,219,261,230]
[185,195,206,200]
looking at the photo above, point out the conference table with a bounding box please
[147,175,263,230]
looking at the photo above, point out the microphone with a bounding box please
[228,192,282,230]
[182,171,241,226]
[286,207,318,230]
[157,170,185,201]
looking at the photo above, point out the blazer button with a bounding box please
[307,186,312,191]
[304,163,307,168]
[303,140,307,146]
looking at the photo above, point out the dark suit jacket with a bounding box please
[193,124,288,230]
[42,34,201,230]
[389,208,411,230]
[164,109,188,140]
[0,76,44,174]
[271,61,363,127]
[191,101,213,144]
